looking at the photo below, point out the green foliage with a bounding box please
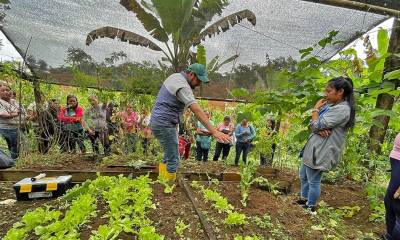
[157,176,176,194]
[34,194,97,239]
[251,214,288,239]
[234,235,262,240]
[88,0,251,72]
[239,159,257,206]
[4,207,61,240]
[175,218,190,238]
[224,211,247,226]
[384,69,400,81]
[310,201,363,239]
[252,214,273,229]
[336,206,361,218]
[365,177,387,222]
[239,159,280,206]
[207,54,239,74]
[203,188,234,213]
[196,44,207,66]
[5,175,164,240]
[192,181,247,227]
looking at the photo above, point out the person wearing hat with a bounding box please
[150,63,231,181]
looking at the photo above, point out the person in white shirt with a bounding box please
[0,84,25,160]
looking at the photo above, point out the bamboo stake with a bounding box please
[301,0,400,18]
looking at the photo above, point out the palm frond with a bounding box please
[192,9,256,46]
[120,0,169,42]
[86,26,163,51]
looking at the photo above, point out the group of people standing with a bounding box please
[188,114,258,165]
[0,63,398,239]
[47,95,151,156]
[0,83,152,168]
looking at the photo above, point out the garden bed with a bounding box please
[187,180,385,239]
[0,180,206,239]
[0,170,385,239]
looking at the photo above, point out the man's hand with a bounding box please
[317,129,332,138]
[394,186,400,199]
[314,99,327,110]
[213,131,231,144]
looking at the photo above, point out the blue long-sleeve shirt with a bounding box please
[235,124,256,143]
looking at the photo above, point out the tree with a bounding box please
[86,0,256,72]
[65,47,93,67]
[368,19,400,153]
[104,51,128,66]
[37,59,48,71]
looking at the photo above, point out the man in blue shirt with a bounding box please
[150,63,230,181]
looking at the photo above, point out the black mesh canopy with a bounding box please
[0,0,390,91]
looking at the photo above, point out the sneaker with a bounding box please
[293,198,307,205]
[302,204,317,213]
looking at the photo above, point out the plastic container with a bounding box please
[13,175,72,201]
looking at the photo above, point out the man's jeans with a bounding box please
[0,148,13,168]
[196,141,209,162]
[151,124,179,173]
[0,128,19,159]
[300,162,322,206]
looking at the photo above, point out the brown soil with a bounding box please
[190,181,315,239]
[11,154,238,173]
[189,180,385,239]
[0,167,386,240]
[148,184,207,240]
[179,159,238,174]
[12,153,100,171]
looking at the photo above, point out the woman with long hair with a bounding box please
[295,77,356,212]
[58,95,86,153]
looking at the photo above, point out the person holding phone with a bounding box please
[213,115,234,161]
[234,118,256,165]
[384,133,400,240]
[195,112,213,162]
[295,77,355,212]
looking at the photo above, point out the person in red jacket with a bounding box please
[58,95,86,153]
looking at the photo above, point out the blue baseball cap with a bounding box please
[187,63,209,83]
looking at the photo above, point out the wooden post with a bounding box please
[369,19,400,153]
[301,0,400,17]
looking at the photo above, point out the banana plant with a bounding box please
[86,0,256,72]
[196,44,239,74]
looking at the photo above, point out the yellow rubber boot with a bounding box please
[158,162,166,179]
[165,171,176,182]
